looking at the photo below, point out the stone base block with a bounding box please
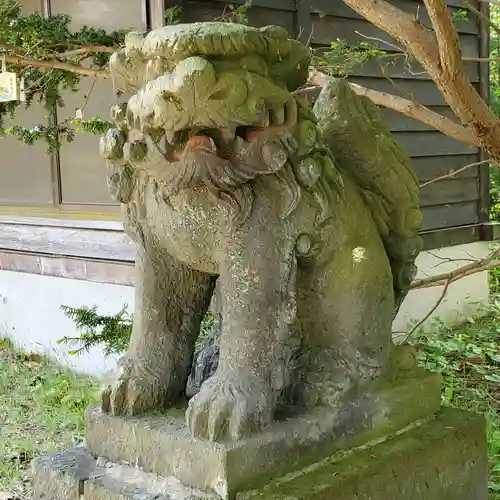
[84,370,441,498]
[32,446,92,500]
[241,409,488,500]
[32,447,216,500]
[32,409,488,500]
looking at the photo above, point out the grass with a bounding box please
[0,338,99,498]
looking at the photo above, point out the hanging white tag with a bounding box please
[75,108,84,119]
[0,55,22,102]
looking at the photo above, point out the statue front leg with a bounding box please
[102,245,215,416]
[187,221,300,441]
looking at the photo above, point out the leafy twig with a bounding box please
[1,53,110,78]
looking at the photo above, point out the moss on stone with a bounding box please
[240,409,488,500]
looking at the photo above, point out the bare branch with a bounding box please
[404,247,500,339]
[420,261,500,288]
[354,30,404,52]
[419,159,491,188]
[308,70,480,146]
[403,279,451,341]
[463,56,500,62]
[426,250,478,268]
[410,248,500,289]
[56,45,117,59]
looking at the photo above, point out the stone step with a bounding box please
[84,369,442,499]
[32,446,216,500]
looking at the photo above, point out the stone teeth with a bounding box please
[269,106,285,126]
[165,131,176,144]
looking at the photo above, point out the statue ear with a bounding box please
[209,72,247,106]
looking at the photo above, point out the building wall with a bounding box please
[0,269,132,375]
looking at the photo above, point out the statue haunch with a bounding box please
[99,22,423,442]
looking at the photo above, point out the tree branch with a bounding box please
[308,69,480,147]
[56,45,117,59]
[403,249,500,338]
[342,0,500,163]
[419,260,500,288]
[419,159,491,188]
[424,0,462,78]
[462,56,500,62]
[3,54,110,78]
[410,249,500,289]
[404,279,451,341]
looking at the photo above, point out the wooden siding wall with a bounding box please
[309,0,487,237]
[0,0,489,252]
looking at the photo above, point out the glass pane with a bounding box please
[0,0,54,206]
[50,0,146,205]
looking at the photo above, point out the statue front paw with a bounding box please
[101,357,164,416]
[186,371,275,441]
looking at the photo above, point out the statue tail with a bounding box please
[312,78,422,318]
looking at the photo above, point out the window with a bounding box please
[0,0,156,216]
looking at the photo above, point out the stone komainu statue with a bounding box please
[99,22,423,442]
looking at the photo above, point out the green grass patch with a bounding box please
[0,339,99,496]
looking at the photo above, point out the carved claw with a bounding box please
[101,357,164,416]
[186,372,275,442]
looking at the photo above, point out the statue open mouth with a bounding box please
[105,94,298,174]
[160,107,297,164]
[162,126,258,162]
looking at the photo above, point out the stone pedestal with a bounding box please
[31,369,489,500]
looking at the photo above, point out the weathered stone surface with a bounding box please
[86,370,441,499]
[31,447,216,500]
[186,313,221,399]
[98,21,423,443]
[32,447,94,500]
[239,409,488,500]
[33,407,487,500]
[85,463,215,500]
